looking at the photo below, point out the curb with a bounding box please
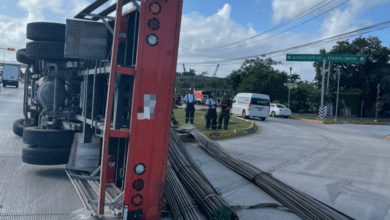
[300,119,323,124]
[203,116,259,140]
[177,117,261,142]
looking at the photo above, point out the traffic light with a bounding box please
[7,48,14,51]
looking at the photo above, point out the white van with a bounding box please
[2,65,20,88]
[232,93,270,121]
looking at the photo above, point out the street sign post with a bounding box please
[326,54,366,63]
[286,53,366,121]
[286,54,323,62]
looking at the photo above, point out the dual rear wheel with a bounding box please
[17,22,67,64]
[21,126,74,165]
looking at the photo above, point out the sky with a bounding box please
[1,0,390,81]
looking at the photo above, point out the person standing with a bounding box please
[171,96,178,126]
[205,93,218,130]
[183,88,196,124]
[218,93,232,130]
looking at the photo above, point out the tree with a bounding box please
[227,70,243,92]
[290,82,320,112]
[174,79,185,96]
[313,37,390,117]
[290,74,300,83]
[227,57,288,103]
[182,68,196,76]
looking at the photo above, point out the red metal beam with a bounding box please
[98,0,124,215]
[117,66,135,75]
[91,0,132,21]
[109,129,130,138]
[123,0,183,219]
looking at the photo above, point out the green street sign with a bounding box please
[286,54,323,62]
[326,54,366,63]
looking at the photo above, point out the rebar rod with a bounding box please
[168,131,238,220]
[189,129,354,220]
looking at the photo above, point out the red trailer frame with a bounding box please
[97,0,183,219]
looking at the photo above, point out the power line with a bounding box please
[180,0,332,51]
[181,0,347,52]
[181,19,390,65]
[187,0,350,52]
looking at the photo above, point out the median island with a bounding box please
[173,108,259,140]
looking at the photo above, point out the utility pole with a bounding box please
[375,83,380,122]
[320,56,326,108]
[288,67,292,108]
[335,67,341,121]
[326,62,331,94]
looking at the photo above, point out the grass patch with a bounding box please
[173,108,252,132]
[291,115,390,125]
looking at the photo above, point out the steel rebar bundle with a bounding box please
[189,129,354,220]
[165,159,207,220]
[168,131,239,220]
[170,130,220,194]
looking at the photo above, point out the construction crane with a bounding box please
[182,63,186,72]
[212,64,219,77]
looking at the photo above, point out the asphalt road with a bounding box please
[0,85,95,220]
[186,115,390,220]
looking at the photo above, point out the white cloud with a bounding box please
[18,0,64,22]
[319,0,387,38]
[271,0,388,38]
[178,4,319,81]
[272,0,323,24]
[71,0,90,17]
[320,7,360,38]
[0,0,66,64]
[217,3,232,19]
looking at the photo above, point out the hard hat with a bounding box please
[188,88,192,91]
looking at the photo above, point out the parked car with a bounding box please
[232,93,270,121]
[270,103,291,118]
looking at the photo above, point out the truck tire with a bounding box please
[26,41,65,60]
[23,127,74,147]
[16,49,36,65]
[26,22,66,42]
[13,118,32,137]
[22,146,71,165]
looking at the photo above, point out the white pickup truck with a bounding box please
[2,65,20,88]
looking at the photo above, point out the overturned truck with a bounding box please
[13,0,183,218]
